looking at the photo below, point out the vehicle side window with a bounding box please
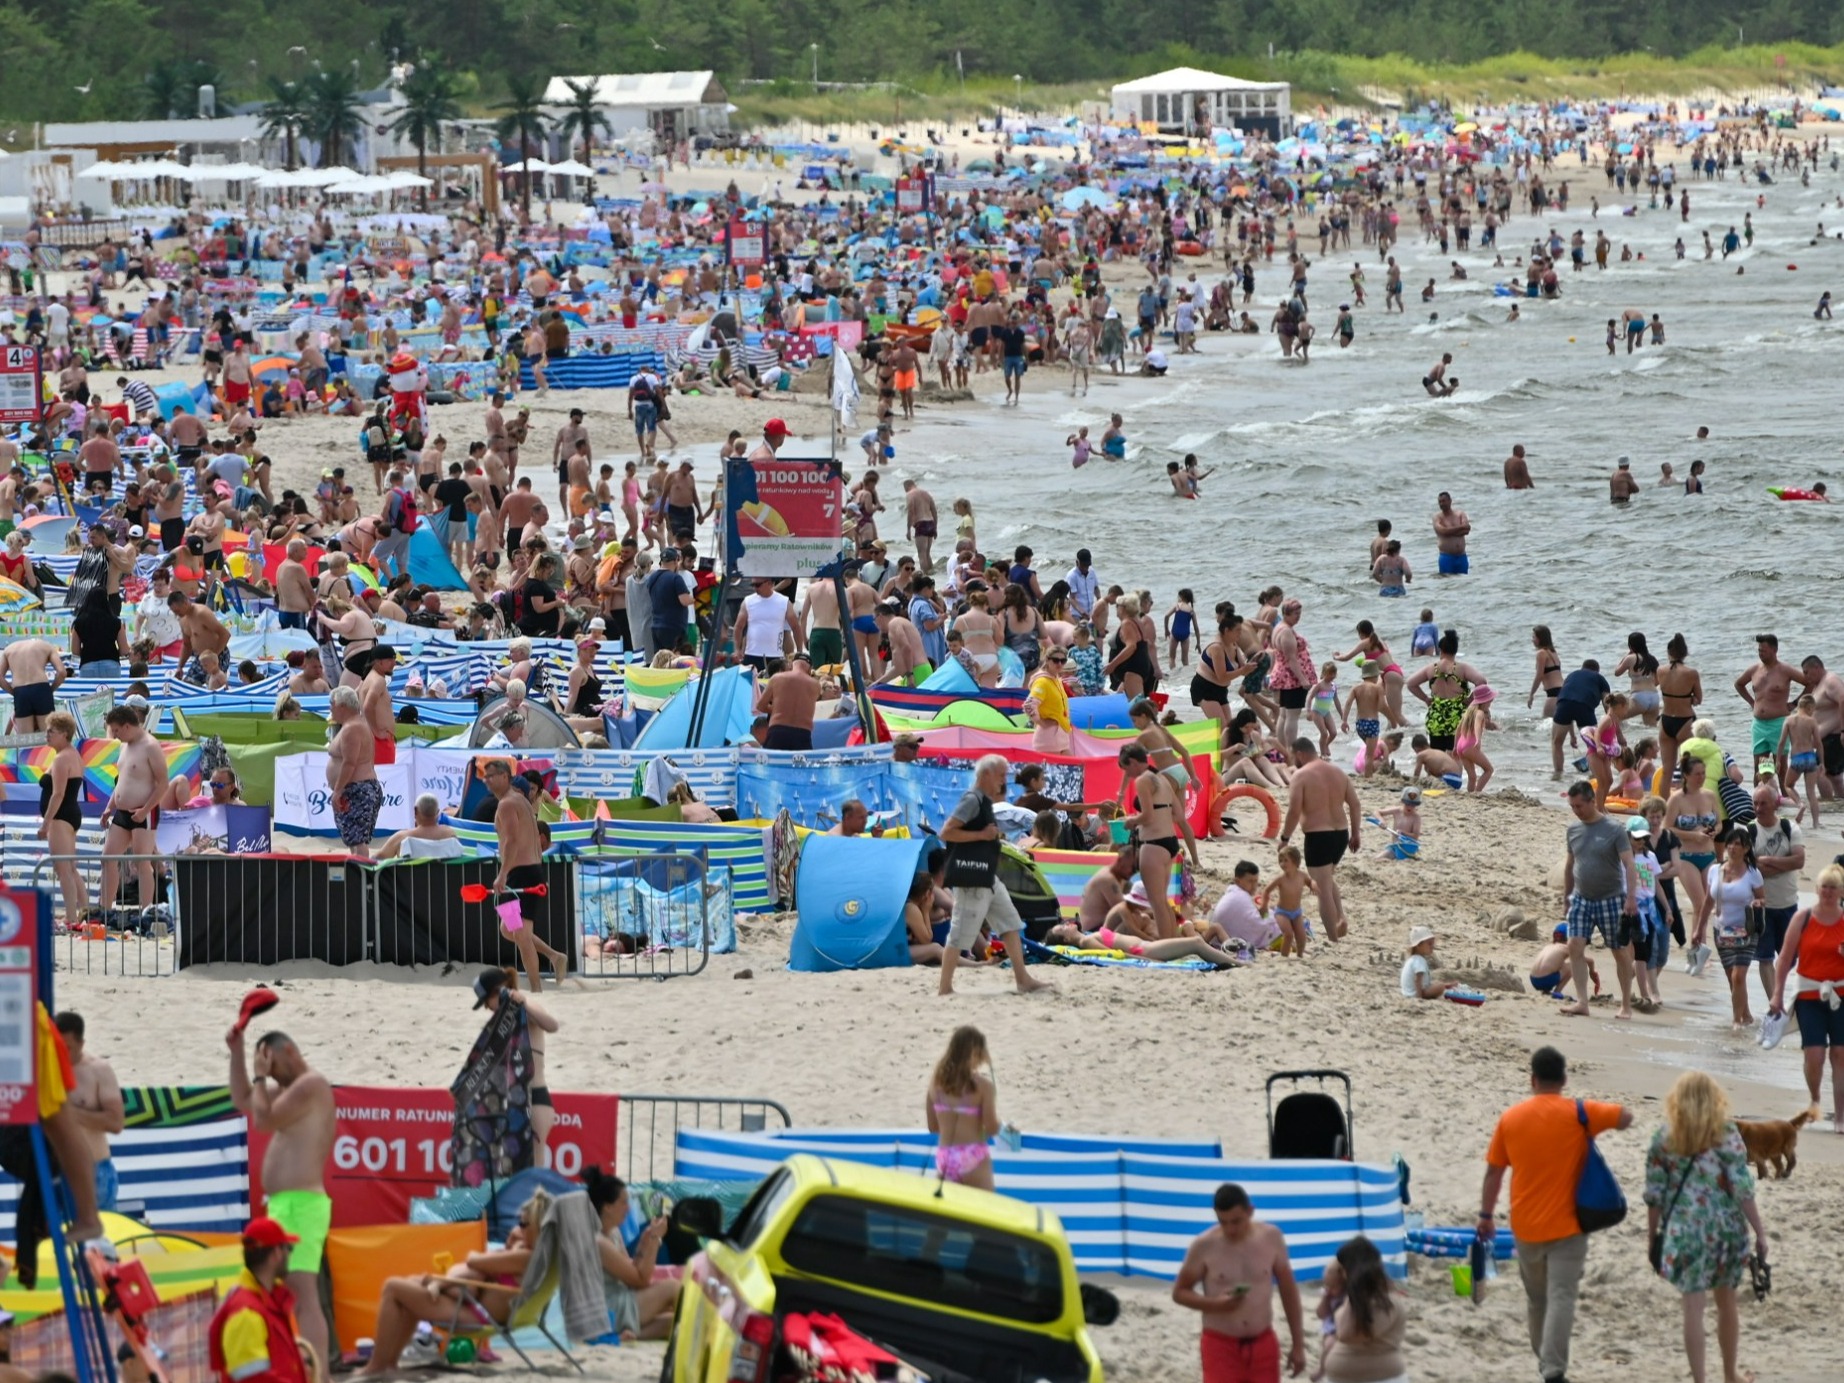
[728,1168,793,1248]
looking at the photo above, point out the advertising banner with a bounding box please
[724,456,844,579]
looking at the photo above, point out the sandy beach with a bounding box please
[58,780,1844,1383]
[30,113,1844,1381]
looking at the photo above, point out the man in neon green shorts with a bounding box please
[230,1029,336,1367]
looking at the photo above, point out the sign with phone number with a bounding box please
[249,1082,619,1226]
[0,346,41,425]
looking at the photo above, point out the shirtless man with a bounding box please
[484,391,511,475]
[1421,352,1457,397]
[903,479,939,572]
[887,338,921,419]
[1609,456,1639,504]
[484,757,569,990]
[553,408,590,510]
[221,338,254,413]
[0,636,67,732]
[873,601,928,685]
[274,539,314,630]
[153,463,189,551]
[227,1026,335,1365]
[361,646,398,767]
[499,477,541,552]
[1503,444,1533,489]
[287,649,330,696]
[1798,654,1844,798]
[760,655,822,751]
[169,591,229,674]
[1278,738,1361,940]
[0,464,18,537]
[844,566,879,670]
[98,704,168,921]
[1171,1182,1307,1383]
[55,1013,125,1211]
[1433,491,1471,575]
[1077,851,1137,931]
[663,462,700,543]
[79,422,122,494]
[326,686,382,856]
[800,579,846,669]
[1735,633,1808,781]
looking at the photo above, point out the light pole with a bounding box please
[810,43,819,90]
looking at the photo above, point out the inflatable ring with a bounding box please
[1215,783,1280,838]
[1601,796,1641,812]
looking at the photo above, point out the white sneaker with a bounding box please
[1690,944,1713,977]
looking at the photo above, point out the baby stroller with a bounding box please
[1266,1070,1354,1161]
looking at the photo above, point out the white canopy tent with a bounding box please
[1109,66,1291,137]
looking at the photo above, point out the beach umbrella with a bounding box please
[1059,186,1112,211]
[0,577,39,614]
[20,514,77,549]
[1453,122,1478,135]
[547,159,595,177]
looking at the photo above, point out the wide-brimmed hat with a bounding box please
[1407,925,1436,949]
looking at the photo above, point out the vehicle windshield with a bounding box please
[781,1194,1065,1325]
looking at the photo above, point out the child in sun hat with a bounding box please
[1400,926,1450,999]
[1454,684,1499,792]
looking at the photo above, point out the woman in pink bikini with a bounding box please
[926,1026,1000,1190]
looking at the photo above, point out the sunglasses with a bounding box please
[1048,655,1068,663]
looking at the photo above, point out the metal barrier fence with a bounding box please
[617,1093,792,1185]
[34,849,718,982]
[577,848,712,981]
[35,853,181,979]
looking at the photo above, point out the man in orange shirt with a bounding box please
[1477,1047,1632,1383]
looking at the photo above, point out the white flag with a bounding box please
[830,340,859,432]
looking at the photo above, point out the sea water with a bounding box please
[893,157,1844,793]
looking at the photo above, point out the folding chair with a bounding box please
[446,1257,586,1374]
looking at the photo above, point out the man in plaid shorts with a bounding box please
[1559,781,1639,1019]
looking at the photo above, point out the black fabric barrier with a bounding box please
[371,856,576,969]
[176,854,366,967]
[174,855,576,970]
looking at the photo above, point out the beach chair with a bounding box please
[1266,1070,1354,1160]
[446,1255,585,1374]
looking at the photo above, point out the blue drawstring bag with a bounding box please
[1574,1099,1627,1232]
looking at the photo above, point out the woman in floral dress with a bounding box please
[1643,1071,1770,1383]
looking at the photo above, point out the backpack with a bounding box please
[385,487,417,535]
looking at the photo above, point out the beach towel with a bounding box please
[520,1190,611,1342]
[1021,936,1214,971]
[449,999,535,1188]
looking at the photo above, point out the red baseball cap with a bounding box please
[242,1217,299,1248]
[763,418,789,439]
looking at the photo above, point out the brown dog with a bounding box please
[1736,1106,1818,1180]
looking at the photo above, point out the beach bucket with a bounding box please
[1449,1263,1473,1297]
[496,897,525,934]
[1390,839,1420,861]
[1108,820,1131,846]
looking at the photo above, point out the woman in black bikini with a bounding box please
[39,712,86,931]
[1191,613,1253,747]
[1118,743,1185,941]
[1527,624,1568,775]
[1105,594,1155,697]
[1657,633,1703,796]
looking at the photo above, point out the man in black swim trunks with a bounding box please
[1277,738,1361,940]
[760,656,821,751]
[484,758,570,992]
[1799,655,1844,798]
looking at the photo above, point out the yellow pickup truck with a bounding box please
[662,1153,1117,1383]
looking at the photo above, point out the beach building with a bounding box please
[542,71,731,145]
[1110,67,1291,139]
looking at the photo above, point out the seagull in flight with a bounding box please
[73,78,93,95]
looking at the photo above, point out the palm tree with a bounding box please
[141,62,182,120]
[555,78,612,166]
[259,76,309,169]
[306,67,368,169]
[387,66,462,207]
[494,73,551,222]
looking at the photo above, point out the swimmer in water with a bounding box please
[1421,353,1456,397]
